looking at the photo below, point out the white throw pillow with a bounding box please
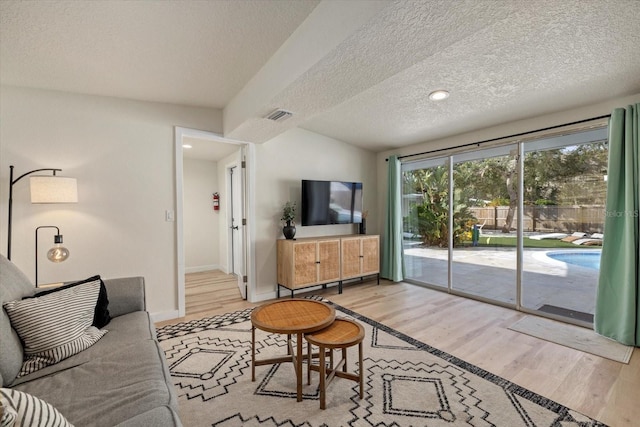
[3,280,107,377]
[0,388,73,427]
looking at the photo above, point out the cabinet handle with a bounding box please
[316,261,321,264]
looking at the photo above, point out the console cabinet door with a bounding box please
[292,241,318,287]
[318,239,341,283]
[361,235,380,275]
[278,239,341,289]
[341,236,379,279]
[341,237,363,280]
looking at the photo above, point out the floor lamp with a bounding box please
[7,165,78,260]
[35,226,70,287]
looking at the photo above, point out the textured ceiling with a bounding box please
[0,0,320,108]
[299,0,640,150]
[1,0,639,152]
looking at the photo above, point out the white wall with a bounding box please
[0,86,222,320]
[254,127,378,299]
[183,158,219,273]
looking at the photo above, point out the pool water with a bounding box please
[546,250,601,270]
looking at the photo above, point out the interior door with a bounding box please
[230,157,246,299]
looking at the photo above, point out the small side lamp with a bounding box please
[35,226,70,287]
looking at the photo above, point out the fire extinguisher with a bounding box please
[213,192,220,211]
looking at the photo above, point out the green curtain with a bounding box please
[381,155,405,281]
[595,103,639,345]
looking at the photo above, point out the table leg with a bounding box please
[307,341,312,385]
[358,341,364,399]
[342,347,347,372]
[319,344,326,409]
[296,332,303,402]
[251,326,256,381]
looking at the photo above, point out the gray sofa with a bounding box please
[0,255,182,426]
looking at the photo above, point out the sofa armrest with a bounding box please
[104,277,146,317]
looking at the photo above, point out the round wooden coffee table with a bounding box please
[251,299,335,402]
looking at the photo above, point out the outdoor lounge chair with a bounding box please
[529,232,568,240]
[572,233,603,246]
[560,232,587,243]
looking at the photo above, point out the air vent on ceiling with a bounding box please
[265,109,293,122]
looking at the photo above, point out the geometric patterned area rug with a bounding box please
[156,298,606,427]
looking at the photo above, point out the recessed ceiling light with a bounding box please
[182,144,192,149]
[428,90,450,101]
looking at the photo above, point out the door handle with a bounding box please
[231,226,239,230]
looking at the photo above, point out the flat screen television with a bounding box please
[301,180,363,226]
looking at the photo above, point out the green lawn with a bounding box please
[462,236,600,249]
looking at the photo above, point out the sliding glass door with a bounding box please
[521,128,608,324]
[401,157,449,289]
[451,145,518,304]
[400,125,607,326]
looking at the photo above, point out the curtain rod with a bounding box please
[386,114,611,162]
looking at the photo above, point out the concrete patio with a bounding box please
[404,243,600,322]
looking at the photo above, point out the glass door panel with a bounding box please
[451,145,518,304]
[521,128,608,324]
[401,157,449,289]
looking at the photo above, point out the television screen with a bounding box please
[302,180,363,226]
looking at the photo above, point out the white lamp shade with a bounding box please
[30,176,78,203]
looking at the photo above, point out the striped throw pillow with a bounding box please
[0,388,73,427]
[3,280,108,377]
[30,275,111,328]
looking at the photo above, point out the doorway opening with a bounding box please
[174,127,255,317]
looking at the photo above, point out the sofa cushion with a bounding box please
[0,255,34,387]
[33,275,111,328]
[9,311,156,387]
[3,279,107,377]
[0,388,72,427]
[113,406,183,427]
[102,277,145,317]
[13,340,176,427]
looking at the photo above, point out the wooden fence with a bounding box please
[469,206,604,233]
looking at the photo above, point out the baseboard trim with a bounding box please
[185,264,221,274]
[252,292,276,303]
[151,310,181,323]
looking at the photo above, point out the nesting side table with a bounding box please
[251,299,335,402]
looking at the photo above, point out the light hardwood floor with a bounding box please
[183,270,243,317]
[157,275,639,427]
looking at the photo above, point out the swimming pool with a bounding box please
[546,250,601,270]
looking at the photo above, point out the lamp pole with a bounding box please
[7,165,61,260]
